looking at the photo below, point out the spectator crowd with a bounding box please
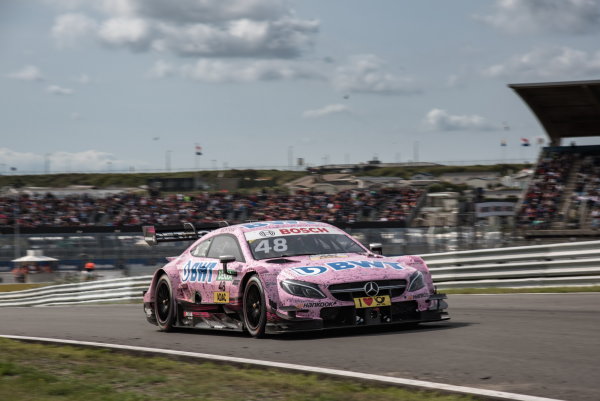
[517,150,573,229]
[0,188,424,228]
[518,148,600,230]
[569,155,600,229]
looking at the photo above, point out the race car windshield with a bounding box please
[248,234,365,260]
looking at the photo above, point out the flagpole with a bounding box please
[194,143,200,190]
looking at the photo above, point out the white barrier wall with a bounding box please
[422,240,600,289]
[0,276,152,307]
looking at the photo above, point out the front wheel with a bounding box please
[154,275,175,331]
[243,276,267,338]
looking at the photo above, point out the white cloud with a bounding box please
[423,109,499,131]
[303,104,350,119]
[149,17,318,58]
[482,46,600,79]
[178,59,323,83]
[52,13,98,47]
[47,85,74,95]
[333,55,420,95]
[7,65,43,81]
[0,147,144,173]
[50,0,319,59]
[477,0,600,34]
[98,17,152,50]
[122,0,287,23]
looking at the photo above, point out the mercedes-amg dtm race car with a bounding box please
[142,220,449,337]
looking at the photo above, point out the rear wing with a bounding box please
[143,222,225,246]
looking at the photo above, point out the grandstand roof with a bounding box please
[509,80,600,146]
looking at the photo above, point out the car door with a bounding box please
[205,234,245,305]
[185,236,216,303]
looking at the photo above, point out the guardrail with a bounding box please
[0,276,152,307]
[2,240,600,307]
[421,240,600,289]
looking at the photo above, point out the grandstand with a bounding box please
[510,80,600,237]
[0,188,425,228]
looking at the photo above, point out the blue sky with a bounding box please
[2,0,600,174]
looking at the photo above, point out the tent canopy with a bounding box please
[509,80,600,146]
[12,249,59,263]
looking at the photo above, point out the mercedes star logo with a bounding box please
[363,281,379,297]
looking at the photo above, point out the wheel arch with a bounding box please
[145,268,169,303]
[396,255,435,293]
[239,269,258,296]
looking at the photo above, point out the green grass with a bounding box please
[363,164,531,179]
[0,338,479,401]
[0,283,47,292]
[443,286,600,295]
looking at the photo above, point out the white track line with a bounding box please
[1,334,564,401]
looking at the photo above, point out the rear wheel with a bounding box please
[243,276,267,338]
[154,275,175,331]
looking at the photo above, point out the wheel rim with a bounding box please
[245,284,262,330]
[156,281,171,323]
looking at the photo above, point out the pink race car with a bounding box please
[142,220,449,337]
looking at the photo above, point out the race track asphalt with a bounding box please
[1,293,599,401]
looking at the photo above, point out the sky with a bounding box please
[2,0,600,174]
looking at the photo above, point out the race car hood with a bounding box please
[274,254,418,285]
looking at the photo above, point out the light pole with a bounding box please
[194,144,202,189]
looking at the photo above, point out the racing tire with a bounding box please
[154,275,176,331]
[243,276,267,338]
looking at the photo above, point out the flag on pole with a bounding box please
[521,138,530,147]
[195,145,202,155]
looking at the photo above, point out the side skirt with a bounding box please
[174,300,244,331]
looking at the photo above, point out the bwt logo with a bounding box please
[181,261,216,283]
[259,230,276,237]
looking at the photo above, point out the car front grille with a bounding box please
[328,279,407,301]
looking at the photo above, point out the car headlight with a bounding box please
[408,271,426,292]
[280,280,326,299]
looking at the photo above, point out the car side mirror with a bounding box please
[219,255,237,276]
[369,243,383,255]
